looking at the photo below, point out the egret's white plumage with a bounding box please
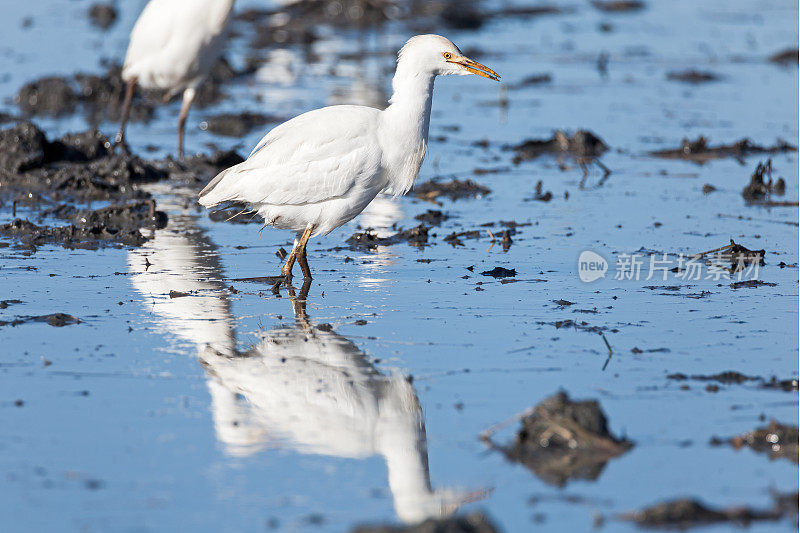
[117,0,236,156]
[199,34,499,280]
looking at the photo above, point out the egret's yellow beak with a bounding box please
[448,56,501,81]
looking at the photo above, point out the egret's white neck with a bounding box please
[379,65,436,196]
[383,65,435,141]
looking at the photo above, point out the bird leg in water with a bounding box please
[177,87,197,159]
[297,225,314,280]
[280,225,314,282]
[115,77,137,152]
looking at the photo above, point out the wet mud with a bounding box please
[413,178,491,202]
[649,137,796,163]
[508,130,607,164]
[483,392,633,487]
[0,312,80,328]
[711,421,799,463]
[346,224,429,250]
[16,58,243,123]
[666,70,720,84]
[619,494,796,529]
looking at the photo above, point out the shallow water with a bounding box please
[0,1,798,532]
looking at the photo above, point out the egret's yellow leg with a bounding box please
[115,77,137,148]
[177,87,196,159]
[297,225,314,280]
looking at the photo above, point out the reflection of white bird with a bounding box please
[128,214,486,524]
[116,0,236,157]
[198,34,499,282]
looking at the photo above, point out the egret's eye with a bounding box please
[443,52,452,60]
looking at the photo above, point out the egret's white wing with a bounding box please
[199,105,383,207]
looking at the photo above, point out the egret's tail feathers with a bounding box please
[199,164,242,207]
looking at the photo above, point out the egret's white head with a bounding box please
[397,35,500,81]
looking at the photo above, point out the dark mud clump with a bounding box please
[509,130,607,164]
[1,200,167,250]
[88,3,118,30]
[17,58,242,123]
[694,239,765,272]
[414,178,491,202]
[667,371,759,384]
[529,181,553,202]
[201,112,286,137]
[769,48,799,66]
[619,496,794,529]
[742,160,789,205]
[0,121,48,173]
[163,150,245,188]
[0,124,166,203]
[15,77,78,117]
[0,313,81,328]
[414,209,450,226]
[591,1,646,12]
[484,391,632,486]
[711,420,799,463]
[481,267,516,278]
[346,225,429,250]
[650,136,796,163]
[666,70,720,84]
[351,512,499,533]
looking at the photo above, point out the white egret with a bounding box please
[116,0,236,157]
[198,34,499,282]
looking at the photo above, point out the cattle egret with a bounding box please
[198,34,499,282]
[116,0,236,157]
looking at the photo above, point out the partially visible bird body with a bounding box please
[122,0,234,94]
[117,0,236,156]
[199,35,499,281]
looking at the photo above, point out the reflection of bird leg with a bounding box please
[115,77,136,152]
[177,87,197,159]
[285,279,312,328]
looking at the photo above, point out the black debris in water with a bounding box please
[742,159,788,204]
[509,130,608,164]
[351,512,499,533]
[414,178,491,202]
[710,421,799,463]
[619,495,795,529]
[667,371,759,384]
[650,136,796,163]
[346,225,429,250]
[485,391,633,486]
[481,267,516,278]
[730,280,778,289]
[88,3,118,30]
[591,1,646,12]
[414,209,450,226]
[530,181,553,202]
[769,48,799,66]
[0,313,81,328]
[666,70,720,84]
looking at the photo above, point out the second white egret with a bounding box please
[116,0,236,157]
[199,34,499,281]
